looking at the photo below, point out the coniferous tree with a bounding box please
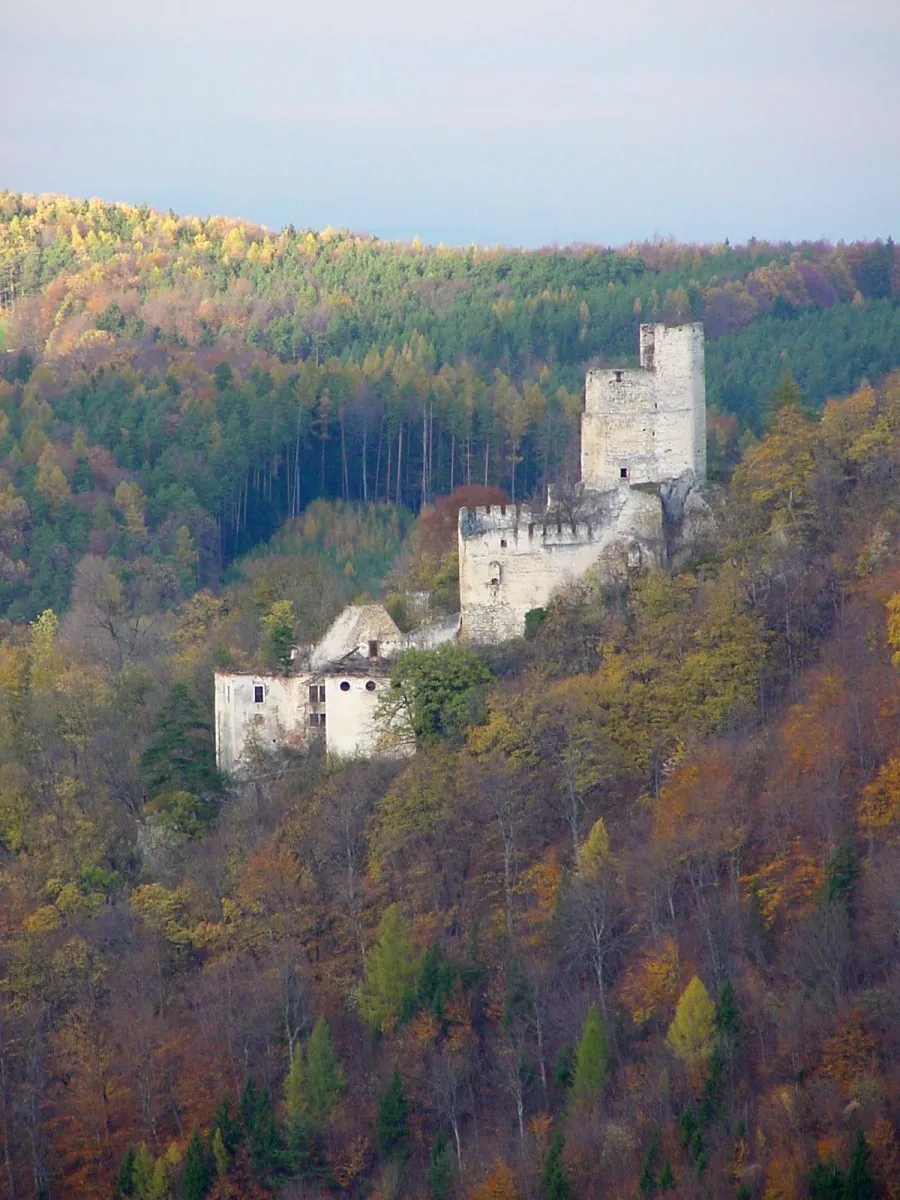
[426,1131,453,1200]
[571,1003,608,1107]
[115,1145,137,1198]
[181,1129,211,1200]
[541,1130,571,1200]
[378,1068,410,1160]
[303,1017,345,1124]
[141,682,222,798]
[844,1130,876,1200]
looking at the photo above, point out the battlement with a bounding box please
[459,503,597,546]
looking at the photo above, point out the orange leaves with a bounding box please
[467,1159,521,1200]
[780,669,851,781]
[741,843,824,928]
[618,937,679,1027]
[820,1011,878,1096]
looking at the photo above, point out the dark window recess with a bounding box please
[320,713,326,727]
[490,577,500,586]
[614,369,624,381]
[620,467,628,479]
[340,680,351,692]
[365,680,377,692]
[308,685,318,703]
[318,685,325,702]
[368,640,379,658]
[309,713,320,726]
[254,685,264,703]
[500,538,507,548]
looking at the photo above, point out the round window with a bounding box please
[365,680,376,692]
[339,680,351,692]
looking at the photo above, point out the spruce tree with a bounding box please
[359,904,418,1032]
[115,1145,137,1198]
[378,1068,410,1160]
[426,1131,453,1199]
[181,1129,211,1200]
[844,1130,876,1200]
[131,1145,156,1200]
[541,1130,571,1200]
[571,1004,607,1107]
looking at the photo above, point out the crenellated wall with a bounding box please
[458,494,664,643]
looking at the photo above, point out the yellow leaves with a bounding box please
[114,479,148,539]
[24,904,62,935]
[619,937,679,1027]
[888,593,900,668]
[665,975,716,1066]
[858,758,900,834]
[731,402,817,533]
[578,817,611,875]
[131,882,195,946]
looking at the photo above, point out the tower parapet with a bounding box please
[582,322,705,491]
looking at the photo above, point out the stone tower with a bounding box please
[581,322,706,491]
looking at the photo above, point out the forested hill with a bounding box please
[0,191,898,619]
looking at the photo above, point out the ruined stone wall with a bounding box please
[214,672,311,774]
[582,323,706,490]
[458,497,663,643]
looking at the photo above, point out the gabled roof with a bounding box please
[309,603,403,670]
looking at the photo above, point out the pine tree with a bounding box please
[571,1003,607,1107]
[541,1131,571,1200]
[181,1129,211,1200]
[303,1017,345,1124]
[714,979,740,1046]
[211,1128,229,1195]
[116,1145,137,1198]
[141,682,222,798]
[378,1068,409,1160]
[426,1131,452,1199]
[844,1130,876,1200]
[212,1094,240,1154]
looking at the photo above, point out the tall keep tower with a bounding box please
[581,322,706,491]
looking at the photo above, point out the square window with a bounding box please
[254,685,264,703]
[308,713,319,726]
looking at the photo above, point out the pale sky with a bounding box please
[4,0,899,246]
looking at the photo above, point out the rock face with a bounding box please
[459,323,709,644]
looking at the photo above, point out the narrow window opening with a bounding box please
[368,640,379,658]
[365,680,377,692]
[490,577,500,586]
[308,684,318,704]
[320,713,326,727]
[620,466,628,479]
[614,369,624,382]
[339,680,351,692]
[254,685,264,703]
[500,538,507,548]
[318,685,325,702]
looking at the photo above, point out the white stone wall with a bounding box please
[582,323,706,490]
[323,672,405,759]
[214,672,311,774]
[458,496,664,643]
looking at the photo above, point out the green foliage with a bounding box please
[141,683,222,799]
[825,838,861,908]
[240,1077,282,1184]
[844,1130,876,1200]
[180,1129,211,1200]
[426,1130,453,1199]
[358,904,418,1032]
[541,1130,572,1200]
[377,1068,409,1160]
[302,1018,345,1124]
[261,599,295,672]
[571,1004,608,1105]
[524,607,547,639]
[116,1145,137,1197]
[379,643,493,748]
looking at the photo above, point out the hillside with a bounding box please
[1,194,900,1200]
[0,193,898,622]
